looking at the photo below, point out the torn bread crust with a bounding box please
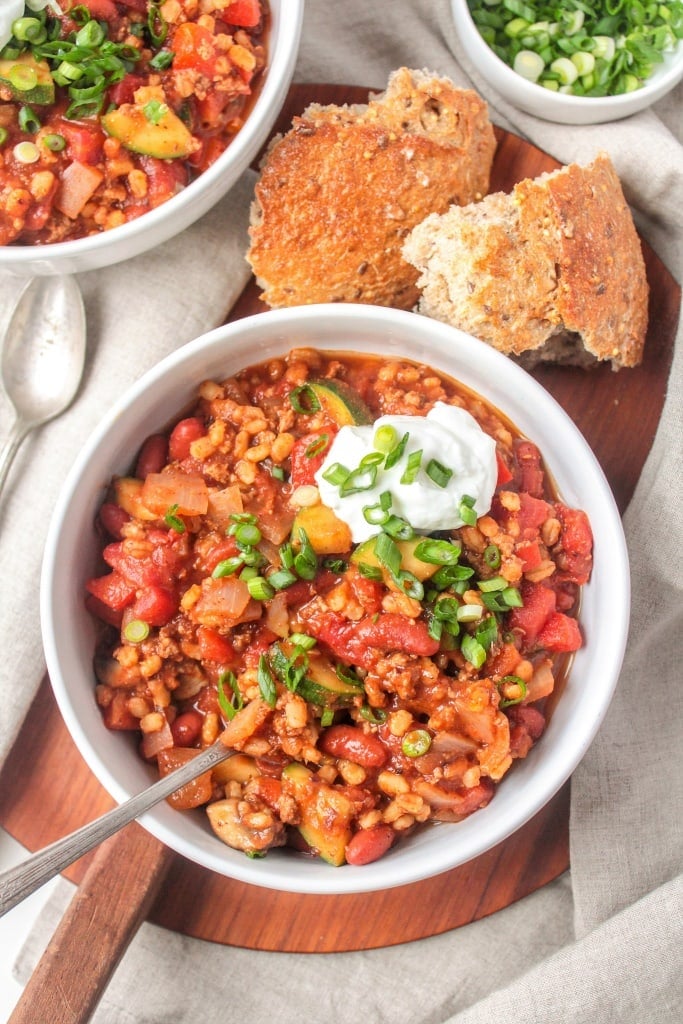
[246,67,496,310]
[403,153,648,369]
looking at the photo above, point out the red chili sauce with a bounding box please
[85,349,593,867]
[0,1,267,245]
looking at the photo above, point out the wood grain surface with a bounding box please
[0,85,679,965]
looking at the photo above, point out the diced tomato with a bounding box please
[84,593,124,627]
[200,537,240,575]
[197,625,236,664]
[223,0,262,27]
[58,121,105,165]
[495,450,513,487]
[290,428,337,487]
[513,439,545,498]
[169,417,206,461]
[108,74,146,107]
[86,571,136,610]
[103,537,185,591]
[553,505,593,585]
[516,539,543,572]
[508,582,556,648]
[536,612,583,652]
[131,584,177,626]
[171,22,218,75]
[517,493,550,536]
[346,567,384,615]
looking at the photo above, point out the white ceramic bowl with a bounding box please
[0,0,303,277]
[451,0,683,125]
[41,304,630,895]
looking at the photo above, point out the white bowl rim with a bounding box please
[0,0,304,271]
[40,303,630,895]
[451,0,683,112]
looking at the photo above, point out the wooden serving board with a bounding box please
[0,85,679,958]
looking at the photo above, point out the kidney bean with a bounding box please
[135,433,168,478]
[319,725,387,768]
[171,710,204,747]
[98,501,130,539]
[168,417,205,461]
[345,824,395,866]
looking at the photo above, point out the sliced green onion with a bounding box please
[382,515,414,540]
[144,99,168,125]
[460,634,487,669]
[398,570,424,601]
[234,521,261,547]
[401,729,432,757]
[247,576,275,601]
[320,708,335,727]
[498,674,528,708]
[363,501,391,526]
[150,49,174,70]
[18,105,41,133]
[514,48,546,80]
[43,132,66,152]
[384,431,409,470]
[458,494,477,527]
[217,670,243,720]
[271,465,285,481]
[457,603,484,623]
[123,619,149,643]
[289,384,321,414]
[293,528,317,580]
[305,433,329,459]
[483,543,501,569]
[359,705,388,724]
[11,17,47,44]
[212,556,244,578]
[414,539,461,566]
[340,463,378,496]
[373,424,398,453]
[9,63,38,92]
[400,449,423,484]
[0,128,8,146]
[426,459,453,488]
[321,462,350,487]
[257,654,277,707]
[478,575,508,593]
[374,531,401,579]
[75,19,106,48]
[268,568,298,591]
[289,632,317,650]
[357,561,384,581]
[164,504,185,533]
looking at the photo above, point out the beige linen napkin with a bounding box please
[9,1,683,1021]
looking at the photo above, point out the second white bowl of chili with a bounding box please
[41,303,629,895]
[0,0,302,276]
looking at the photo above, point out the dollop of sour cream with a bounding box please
[316,402,498,543]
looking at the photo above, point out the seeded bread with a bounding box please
[246,67,496,310]
[402,153,648,369]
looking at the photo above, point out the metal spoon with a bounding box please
[0,739,234,917]
[0,275,86,497]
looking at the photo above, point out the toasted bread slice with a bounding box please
[403,153,648,369]
[246,67,496,310]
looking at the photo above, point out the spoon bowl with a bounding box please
[0,276,86,496]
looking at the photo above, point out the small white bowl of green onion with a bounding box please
[452,0,683,124]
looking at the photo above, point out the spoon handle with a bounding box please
[0,739,232,917]
[0,417,28,499]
